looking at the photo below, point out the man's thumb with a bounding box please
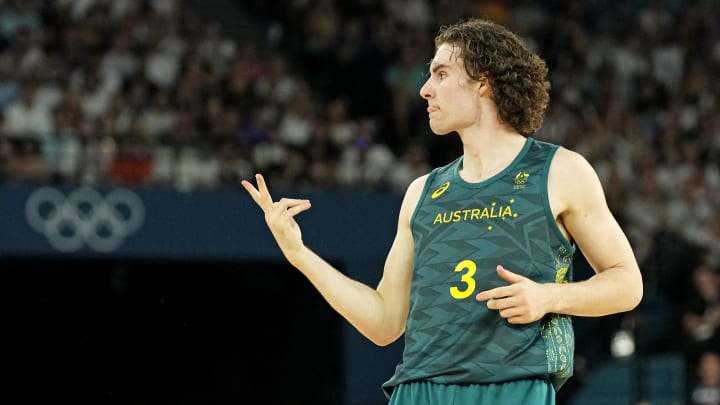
[496,265,525,284]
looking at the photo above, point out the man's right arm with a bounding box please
[242,173,427,346]
[284,175,426,346]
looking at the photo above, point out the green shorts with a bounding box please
[387,378,555,405]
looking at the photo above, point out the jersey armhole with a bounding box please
[409,170,439,234]
[542,146,576,253]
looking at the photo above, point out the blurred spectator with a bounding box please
[75,68,115,123]
[0,0,42,43]
[325,98,356,149]
[277,87,315,148]
[384,0,433,29]
[279,147,311,190]
[195,22,236,77]
[383,36,428,144]
[216,141,252,188]
[621,157,666,265]
[699,217,720,269]
[98,30,139,88]
[682,263,720,370]
[252,125,287,180]
[302,0,340,58]
[253,53,298,107]
[144,18,185,90]
[0,56,19,110]
[174,145,219,191]
[689,351,720,405]
[107,136,152,187]
[5,138,49,182]
[41,104,81,183]
[3,80,52,139]
[139,88,177,143]
[388,141,430,193]
[336,117,395,189]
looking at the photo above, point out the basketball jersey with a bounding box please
[382,137,575,397]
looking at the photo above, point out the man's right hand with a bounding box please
[241,173,312,258]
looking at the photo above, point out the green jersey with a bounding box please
[383,137,575,397]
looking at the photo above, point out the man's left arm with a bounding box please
[548,148,643,317]
[477,148,643,323]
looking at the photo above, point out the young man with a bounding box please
[242,17,642,405]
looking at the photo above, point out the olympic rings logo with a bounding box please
[25,186,145,253]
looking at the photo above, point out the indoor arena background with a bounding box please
[0,1,717,404]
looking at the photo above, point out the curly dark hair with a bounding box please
[434,18,550,135]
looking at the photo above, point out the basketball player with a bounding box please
[242,17,643,405]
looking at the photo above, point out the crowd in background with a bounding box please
[2,0,720,403]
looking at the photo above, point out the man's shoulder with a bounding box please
[549,146,593,173]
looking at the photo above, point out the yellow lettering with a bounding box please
[432,203,520,225]
[490,206,498,218]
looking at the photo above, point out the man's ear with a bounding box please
[476,76,492,97]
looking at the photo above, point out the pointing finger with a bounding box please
[476,286,510,302]
[255,174,276,209]
[241,178,265,209]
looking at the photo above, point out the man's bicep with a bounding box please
[374,175,425,333]
[369,212,414,339]
[561,156,637,274]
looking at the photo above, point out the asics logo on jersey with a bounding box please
[431,181,450,199]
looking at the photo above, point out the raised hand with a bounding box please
[241,173,312,257]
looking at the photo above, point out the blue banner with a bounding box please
[0,183,402,261]
[0,182,404,404]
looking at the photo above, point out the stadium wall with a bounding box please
[0,183,403,405]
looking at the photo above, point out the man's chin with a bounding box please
[430,127,454,136]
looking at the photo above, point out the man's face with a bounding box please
[419,43,481,135]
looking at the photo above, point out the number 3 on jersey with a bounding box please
[450,259,477,299]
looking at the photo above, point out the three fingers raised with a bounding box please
[241,174,311,216]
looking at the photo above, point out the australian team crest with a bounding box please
[513,171,530,190]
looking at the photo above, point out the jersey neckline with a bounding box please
[453,136,533,188]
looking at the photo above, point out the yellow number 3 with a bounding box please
[450,259,477,299]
